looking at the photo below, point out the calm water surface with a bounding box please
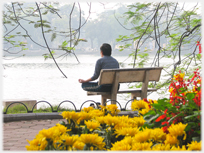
[2,54,171,109]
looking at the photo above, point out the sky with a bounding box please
[73,1,202,20]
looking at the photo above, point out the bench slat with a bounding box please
[87,88,157,95]
[99,67,163,85]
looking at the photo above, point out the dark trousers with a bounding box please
[82,82,119,92]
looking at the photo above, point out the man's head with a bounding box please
[100,43,112,56]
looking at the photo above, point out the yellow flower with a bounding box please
[110,143,131,151]
[169,87,174,93]
[114,121,130,129]
[187,141,201,151]
[131,142,152,151]
[168,122,187,140]
[106,104,120,115]
[78,112,93,122]
[100,105,106,112]
[151,143,171,151]
[84,120,100,131]
[150,128,166,142]
[164,134,179,145]
[139,108,150,115]
[171,145,187,151]
[60,134,78,147]
[82,106,94,113]
[103,114,120,127]
[26,136,47,151]
[173,73,185,81]
[129,116,146,127]
[131,99,150,112]
[114,127,139,137]
[73,141,85,150]
[25,144,40,151]
[89,109,105,118]
[55,123,68,134]
[60,111,80,124]
[38,128,58,140]
[132,128,151,143]
[79,134,105,150]
[95,116,106,124]
[110,136,132,151]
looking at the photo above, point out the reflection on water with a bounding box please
[2,55,171,109]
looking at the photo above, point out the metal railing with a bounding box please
[3,99,134,114]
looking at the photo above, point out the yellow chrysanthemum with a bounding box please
[139,108,150,115]
[60,134,78,146]
[187,141,201,151]
[114,127,140,137]
[168,122,187,140]
[131,99,150,111]
[95,116,106,124]
[73,141,85,150]
[171,145,187,151]
[114,121,130,129]
[150,128,166,142]
[82,106,94,113]
[84,120,100,131]
[106,104,120,116]
[89,109,105,117]
[26,137,47,151]
[55,123,68,134]
[164,134,179,145]
[78,111,93,122]
[131,142,152,151]
[103,114,120,127]
[148,99,157,104]
[110,136,132,151]
[110,143,131,151]
[132,129,151,143]
[60,111,80,123]
[78,134,105,150]
[128,116,146,127]
[151,143,171,151]
[38,128,59,140]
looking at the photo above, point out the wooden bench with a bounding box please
[87,67,163,106]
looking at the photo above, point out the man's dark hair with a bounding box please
[100,43,112,56]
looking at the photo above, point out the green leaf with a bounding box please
[184,112,200,120]
[146,114,160,123]
[151,104,165,111]
[51,33,56,42]
[192,137,201,142]
[186,93,195,100]
[62,41,68,47]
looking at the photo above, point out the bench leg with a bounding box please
[131,94,137,100]
[101,95,107,106]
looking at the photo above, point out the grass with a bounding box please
[3,104,74,114]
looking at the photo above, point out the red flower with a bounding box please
[162,121,169,125]
[162,126,169,134]
[155,109,168,122]
[197,41,202,54]
[156,114,166,122]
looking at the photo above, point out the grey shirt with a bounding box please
[91,56,119,81]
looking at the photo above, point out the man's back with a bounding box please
[91,56,119,80]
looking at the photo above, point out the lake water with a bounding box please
[2,54,171,110]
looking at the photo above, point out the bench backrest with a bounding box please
[98,67,163,85]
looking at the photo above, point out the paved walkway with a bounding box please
[3,119,66,151]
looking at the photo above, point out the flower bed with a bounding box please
[25,69,201,151]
